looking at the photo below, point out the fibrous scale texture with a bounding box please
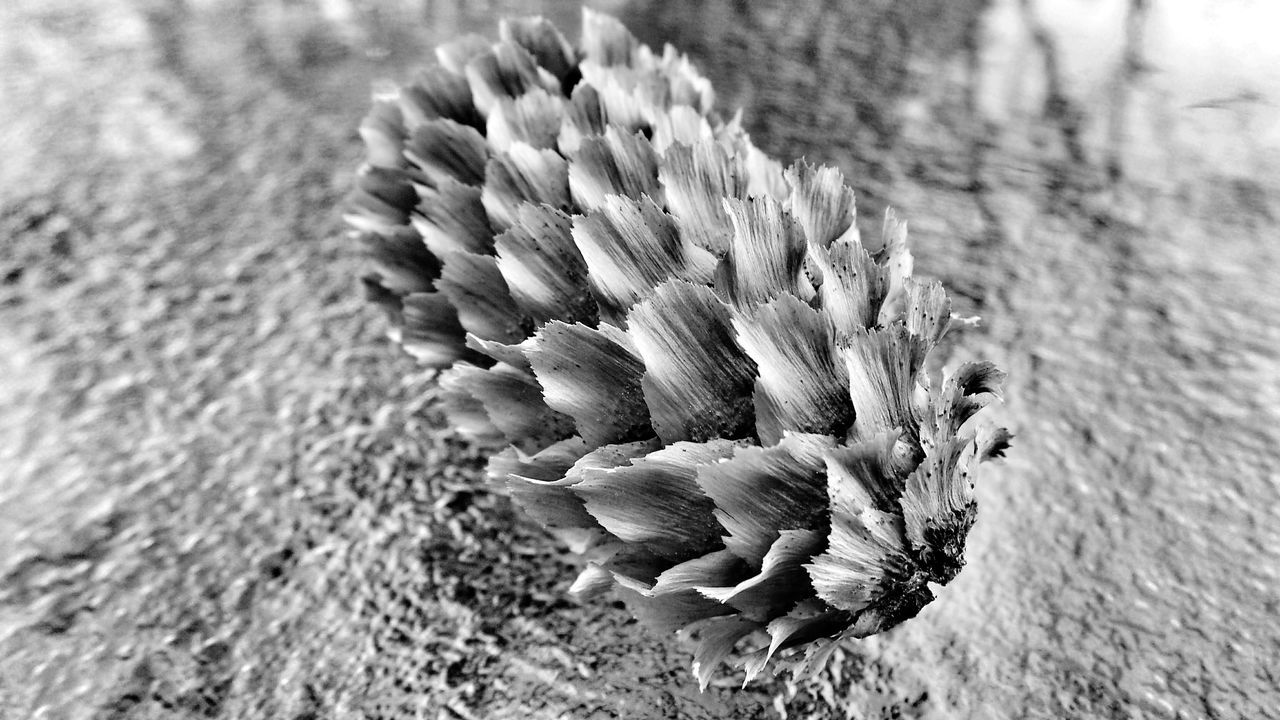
[346,9,1011,687]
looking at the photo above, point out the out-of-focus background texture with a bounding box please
[2,0,1277,718]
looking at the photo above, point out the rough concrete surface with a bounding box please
[1,0,1276,718]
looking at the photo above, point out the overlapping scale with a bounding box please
[346,9,1011,686]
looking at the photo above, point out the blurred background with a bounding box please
[1,0,1276,718]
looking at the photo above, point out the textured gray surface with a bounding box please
[2,0,1277,718]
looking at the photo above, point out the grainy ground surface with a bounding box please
[1,1,1277,718]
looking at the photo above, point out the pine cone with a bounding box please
[346,9,1012,686]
